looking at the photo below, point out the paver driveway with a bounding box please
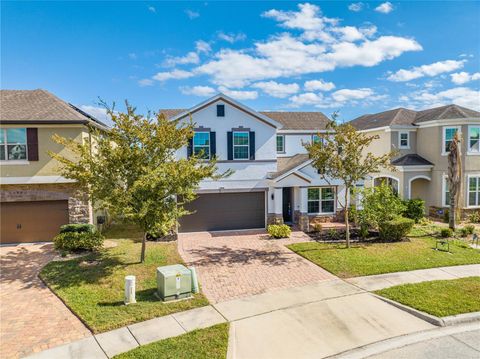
[178,230,335,303]
[0,244,90,359]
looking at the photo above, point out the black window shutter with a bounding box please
[249,131,255,160]
[26,128,39,161]
[227,131,233,160]
[187,137,193,158]
[210,132,216,158]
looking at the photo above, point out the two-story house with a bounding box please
[161,94,345,233]
[349,104,480,218]
[0,89,108,244]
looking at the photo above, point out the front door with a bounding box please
[282,187,293,223]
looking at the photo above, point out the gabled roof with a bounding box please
[349,104,480,131]
[167,93,283,129]
[260,112,330,130]
[269,154,310,179]
[0,89,108,129]
[391,154,434,166]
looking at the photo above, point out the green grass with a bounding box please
[114,323,229,359]
[375,277,480,317]
[288,237,480,278]
[40,224,209,333]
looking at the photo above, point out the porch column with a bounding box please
[298,187,309,232]
[274,187,283,215]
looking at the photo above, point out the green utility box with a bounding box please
[156,264,192,301]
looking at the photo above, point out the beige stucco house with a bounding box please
[349,104,480,219]
[0,89,108,243]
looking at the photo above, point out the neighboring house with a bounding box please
[162,93,345,233]
[0,89,108,244]
[349,104,480,218]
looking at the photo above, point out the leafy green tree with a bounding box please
[304,117,396,248]
[50,104,227,262]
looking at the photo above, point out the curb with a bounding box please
[373,293,480,327]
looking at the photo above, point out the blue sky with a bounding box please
[2,1,479,125]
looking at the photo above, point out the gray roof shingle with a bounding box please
[391,154,434,166]
[0,89,108,129]
[159,109,330,130]
[349,104,480,130]
[269,154,310,179]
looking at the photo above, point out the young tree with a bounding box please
[447,132,462,230]
[304,116,396,248]
[50,103,227,262]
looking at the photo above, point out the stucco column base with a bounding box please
[299,213,309,232]
[267,214,284,225]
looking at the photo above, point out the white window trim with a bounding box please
[307,187,336,215]
[441,126,461,156]
[442,175,450,208]
[193,131,211,159]
[466,174,480,209]
[276,135,285,153]
[233,131,249,160]
[1,128,28,162]
[398,131,410,149]
[467,125,480,156]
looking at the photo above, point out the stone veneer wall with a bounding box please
[428,205,480,221]
[0,183,90,224]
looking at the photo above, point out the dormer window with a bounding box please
[399,132,409,149]
[216,104,225,117]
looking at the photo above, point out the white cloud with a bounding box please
[401,87,480,111]
[252,81,300,98]
[348,2,364,12]
[148,6,156,13]
[289,87,383,108]
[450,71,480,85]
[180,85,216,97]
[331,88,374,102]
[218,86,258,100]
[375,2,393,14]
[79,105,111,124]
[304,79,335,91]
[164,52,200,66]
[195,40,211,54]
[217,32,246,43]
[138,78,154,87]
[152,69,193,82]
[185,9,199,19]
[289,92,325,106]
[387,60,465,82]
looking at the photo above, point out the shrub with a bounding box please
[359,224,369,240]
[459,227,469,237]
[403,199,425,223]
[60,223,96,234]
[465,224,476,235]
[327,228,340,240]
[469,211,480,223]
[443,210,449,224]
[360,184,406,230]
[440,228,453,238]
[311,223,323,233]
[418,217,431,226]
[379,216,414,242]
[267,224,291,239]
[54,231,104,252]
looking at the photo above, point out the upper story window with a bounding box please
[399,132,410,149]
[233,131,249,159]
[276,135,285,153]
[468,176,480,207]
[468,126,480,154]
[443,176,450,207]
[216,104,225,117]
[312,134,321,144]
[307,187,335,214]
[443,126,460,154]
[0,128,27,161]
[193,132,210,159]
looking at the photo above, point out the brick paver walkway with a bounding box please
[178,230,335,303]
[0,244,90,359]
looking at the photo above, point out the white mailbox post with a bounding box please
[124,275,136,304]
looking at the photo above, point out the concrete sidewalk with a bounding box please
[345,264,480,291]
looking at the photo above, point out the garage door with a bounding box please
[179,192,265,232]
[0,200,69,244]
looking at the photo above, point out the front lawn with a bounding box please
[375,277,480,317]
[114,323,229,359]
[288,237,480,278]
[40,224,209,333]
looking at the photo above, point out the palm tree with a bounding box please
[447,132,462,230]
